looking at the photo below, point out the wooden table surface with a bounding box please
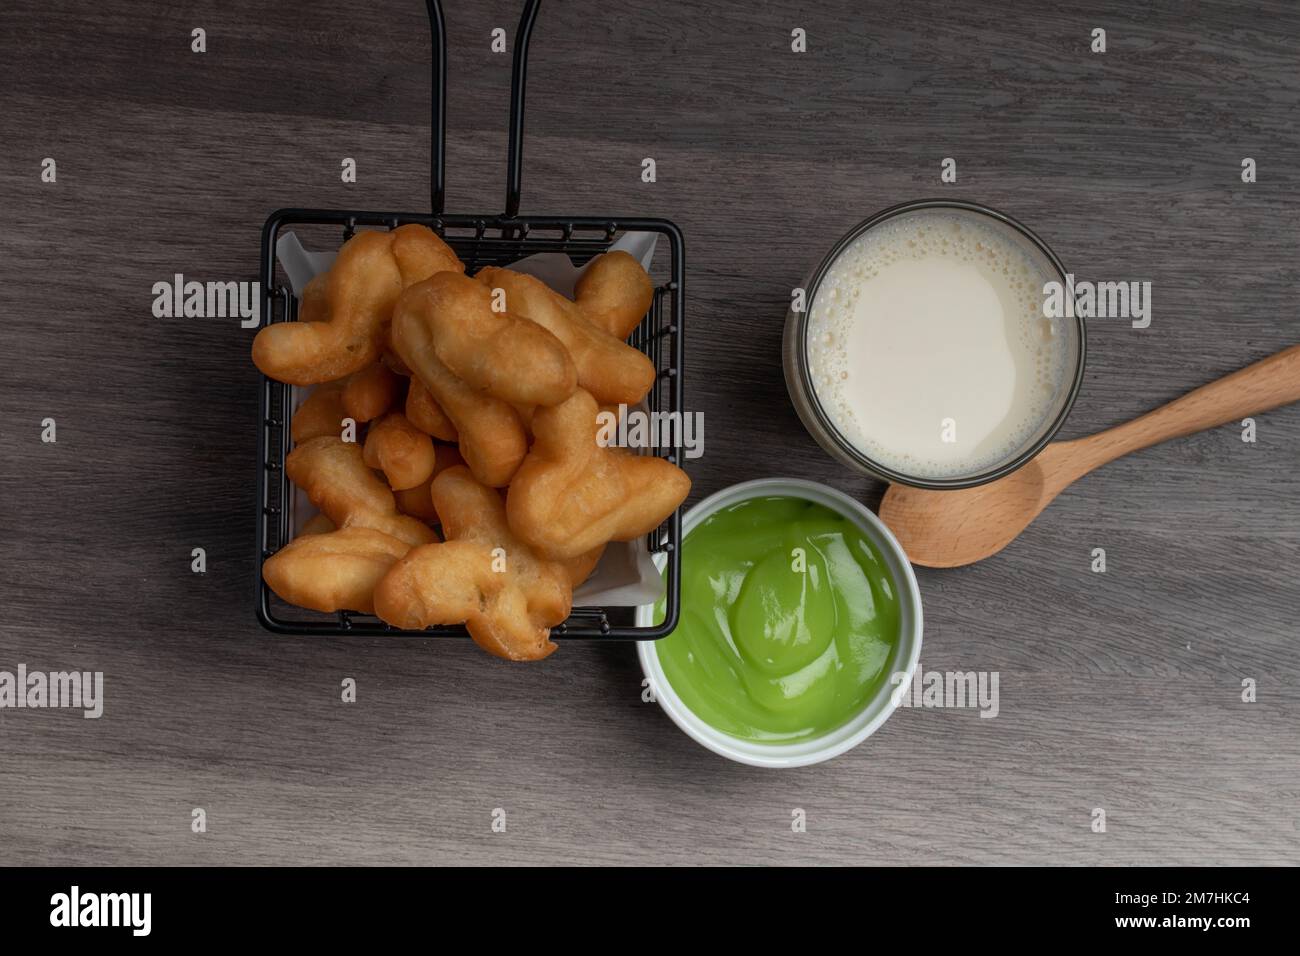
[1,0,1296,866]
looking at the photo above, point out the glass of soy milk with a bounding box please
[783,200,1086,489]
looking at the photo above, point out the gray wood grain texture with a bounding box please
[0,0,1296,866]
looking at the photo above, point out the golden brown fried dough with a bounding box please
[300,512,337,535]
[285,436,437,547]
[251,225,463,386]
[363,412,437,491]
[291,380,348,444]
[393,443,466,521]
[476,266,656,406]
[374,467,573,660]
[374,540,506,630]
[392,291,528,488]
[343,361,402,423]
[574,251,655,339]
[400,272,577,407]
[430,441,466,476]
[433,469,572,634]
[381,347,413,378]
[506,389,691,559]
[511,403,537,434]
[263,526,411,614]
[296,272,330,322]
[393,481,438,522]
[562,545,606,589]
[405,377,458,441]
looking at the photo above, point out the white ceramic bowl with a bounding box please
[637,478,923,768]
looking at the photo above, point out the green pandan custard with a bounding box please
[656,496,901,743]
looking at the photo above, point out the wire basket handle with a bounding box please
[505,0,541,217]
[424,0,447,215]
[425,0,543,217]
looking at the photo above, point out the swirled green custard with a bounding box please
[656,496,900,743]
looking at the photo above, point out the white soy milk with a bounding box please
[806,210,1070,479]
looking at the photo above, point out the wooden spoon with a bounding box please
[879,344,1300,568]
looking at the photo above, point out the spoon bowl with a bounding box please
[879,451,1056,567]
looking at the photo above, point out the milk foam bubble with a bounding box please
[807,209,1071,479]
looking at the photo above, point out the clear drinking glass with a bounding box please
[782,199,1086,490]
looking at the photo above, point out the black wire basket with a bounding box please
[255,0,684,640]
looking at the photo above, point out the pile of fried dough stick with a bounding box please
[253,224,690,660]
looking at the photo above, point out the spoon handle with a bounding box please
[1063,343,1300,478]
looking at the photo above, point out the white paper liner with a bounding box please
[275,229,666,608]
